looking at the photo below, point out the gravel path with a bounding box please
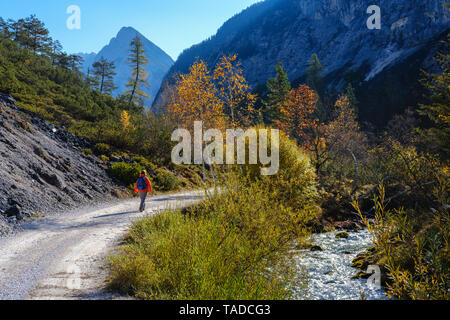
[0,190,205,300]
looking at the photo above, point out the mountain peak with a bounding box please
[117,26,140,38]
[80,26,174,107]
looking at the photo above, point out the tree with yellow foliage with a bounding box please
[213,54,256,128]
[325,95,367,194]
[168,60,225,131]
[120,110,134,131]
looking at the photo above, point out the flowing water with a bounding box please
[292,229,388,300]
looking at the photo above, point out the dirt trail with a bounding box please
[0,190,205,300]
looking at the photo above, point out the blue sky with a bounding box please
[0,0,262,60]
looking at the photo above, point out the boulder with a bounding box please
[4,205,22,219]
[336,232,349,239]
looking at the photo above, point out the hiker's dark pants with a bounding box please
[139,191,148,212]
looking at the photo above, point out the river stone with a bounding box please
[336,232,349,239]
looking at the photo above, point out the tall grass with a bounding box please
[108,132,320,299]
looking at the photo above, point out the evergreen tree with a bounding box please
[48,40,63,66]
[125,35,150,107]
[85,66,99,89]
[8,18,26,45]
[307,53,331,121]
[306,53,325,96]
[23,15,51,54]
[68,54,84,73]
[92,57,117,94]
[343,83,359,114]
[263,61,291,124]
[418,34,450,159]
[0,18,10,39]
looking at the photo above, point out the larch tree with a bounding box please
[92,57,117,94]
[213,54,256,128]
[169,60,225,131]
[263,61,291,124]
[168,60,226,182]
[325,95,367,194]
[275,84,319,148]
[125,35,150,107]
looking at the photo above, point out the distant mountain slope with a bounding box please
[154,0,449,126]
[80,27,174,107]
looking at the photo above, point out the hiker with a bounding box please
[135,170,152,212]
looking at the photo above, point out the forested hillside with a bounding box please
[0,16,203,196]
[154,0,449,127]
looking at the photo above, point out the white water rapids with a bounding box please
[292,229,388,300]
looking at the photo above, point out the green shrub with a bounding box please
[132,155,158,173]
[100,155,109,163]
[153,168,180,191]
[82,148,93,156]
[238,128,320,215]
[94,143,111,155]
[109,162,143,186]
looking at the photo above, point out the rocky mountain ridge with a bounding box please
[154,0,449,126]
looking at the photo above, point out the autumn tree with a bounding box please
[168,60,225,131]
[213,54,256,128]
[169,60,225,182]
[92,57,117,94]
[325,95,368,194]
[263,61,291,124]
[120,110,134,131]
[275,85,318,146]
[125,35,150,107]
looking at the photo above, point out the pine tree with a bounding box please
[418,34,450,159]
[8,18,26,45]
[0,18,10,39]
[263,61,291,124]
[85,67,99,89]
[48,40,63,66]
[92,57,117,94]
[306,53,325,95]
[68,54,84,73]
[307,53,331,122]
[23,15,51,54]
[343,83,359,114]
[125,35,150,107]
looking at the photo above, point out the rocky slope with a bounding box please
[79,27,174,108]
[0,93,125,236]
[153,0,449,126]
